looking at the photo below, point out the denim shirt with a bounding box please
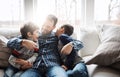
[7,32,61,69]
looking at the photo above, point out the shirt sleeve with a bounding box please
[27,53,38,63]
[59,34,73,45]
[7,36,23,50]
[71,40,84,52]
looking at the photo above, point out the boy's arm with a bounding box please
[60,42,73,55]
[60,40,84,55]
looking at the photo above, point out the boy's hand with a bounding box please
[61,65,68,71]
[22,39,37,50]
[61,42,73,55]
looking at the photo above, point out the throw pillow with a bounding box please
[0,35,11,68]
[78,26,100,57]
[85,24,120,66]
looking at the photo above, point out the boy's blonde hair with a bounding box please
[20,22,39,39]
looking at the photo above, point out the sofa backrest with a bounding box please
[0,28,20,39]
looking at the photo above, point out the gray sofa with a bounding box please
[0,28,20,77]
[78,25,120,77]
[0,27,120,77]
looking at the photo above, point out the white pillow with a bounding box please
[78,27,100,57]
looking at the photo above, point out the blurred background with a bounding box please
[0,0,120,37]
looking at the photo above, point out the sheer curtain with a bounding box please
[94,0,120,21]
[0,0,24,27]
[34,0,81,39]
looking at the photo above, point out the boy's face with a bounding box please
[28,29,39,42]
[41,19,55,35]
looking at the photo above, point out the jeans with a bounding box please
[20,66,68,77]
[67,63,89,77]
[4,65,23,77]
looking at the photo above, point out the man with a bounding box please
[7,15,67,77]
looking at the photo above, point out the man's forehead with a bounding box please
[44,19,54,26]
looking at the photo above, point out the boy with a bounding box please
[4,22,39,77]
[56,24,88,77]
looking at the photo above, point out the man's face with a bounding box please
[41,19,55,34]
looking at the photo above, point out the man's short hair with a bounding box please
[47,14,58,26]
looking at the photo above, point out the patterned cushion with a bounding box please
[0,35,11,68]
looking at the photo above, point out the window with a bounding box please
[34,0,81,39]
[94,0,120,21]
[34,0,81,28]
[0,0,24,27]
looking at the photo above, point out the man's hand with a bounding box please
[15,59,33,70]
[15,59,28,65]
[20,62,33,70]
[22,39,37,50]
[60,42,73,55]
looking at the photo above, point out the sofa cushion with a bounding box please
[78,27,100,57]
[85,25,120,67]
[87,64,120,77]
[0,35,11,68]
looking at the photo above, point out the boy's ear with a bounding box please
[27,32,32,37]
[61,28,65,33]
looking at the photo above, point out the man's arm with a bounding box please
[7,37,23,50]
[7,37,37,50]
